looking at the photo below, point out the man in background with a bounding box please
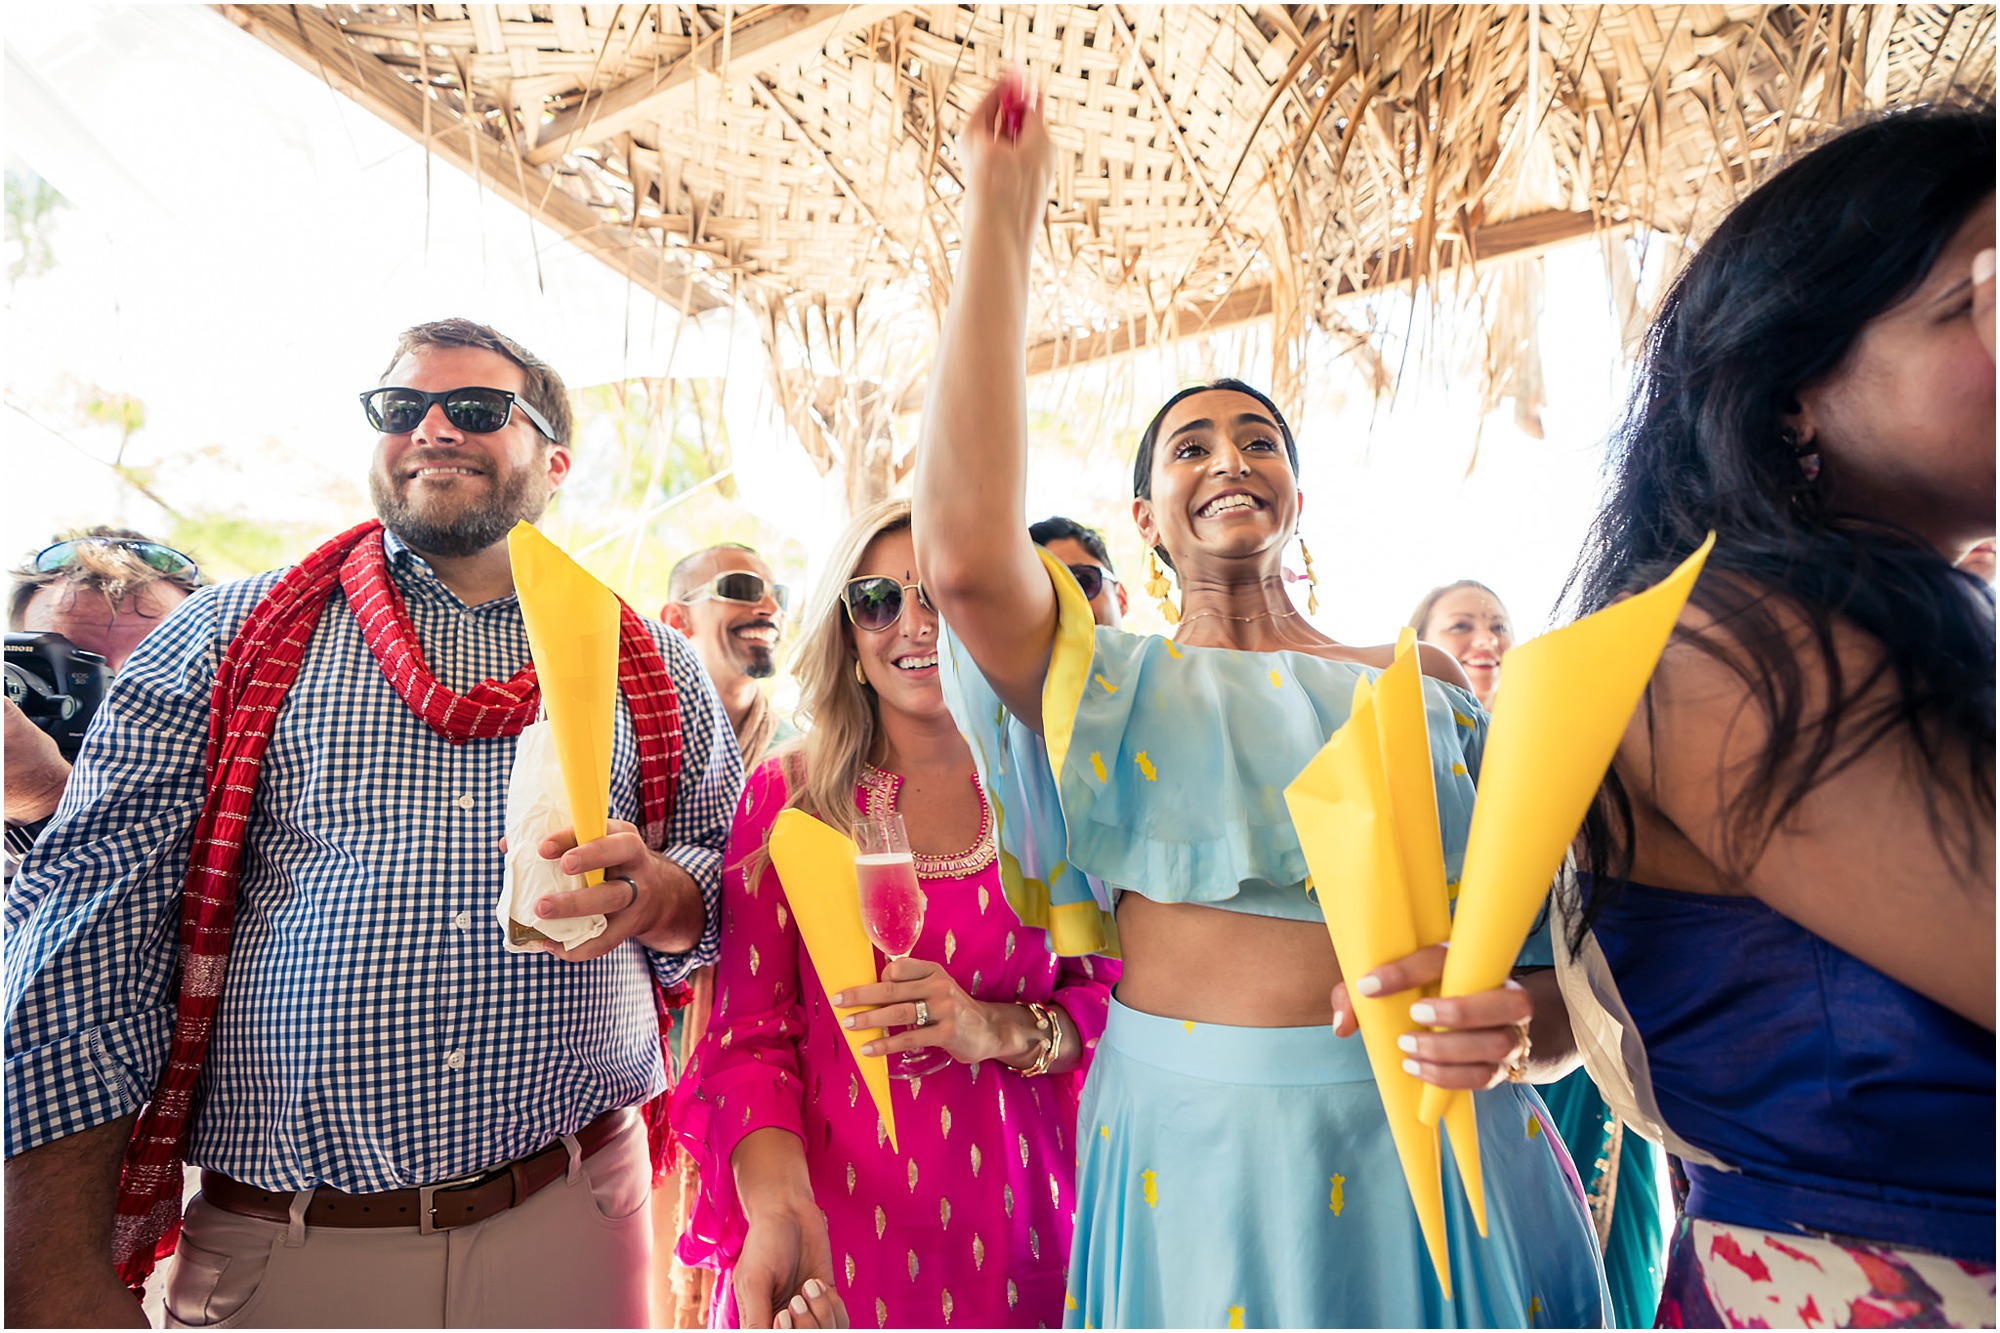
[1030,515,1126,629]
[4,528,201,875]
[655,541,795,1327]
[662,542,795,765]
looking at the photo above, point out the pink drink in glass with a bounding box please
[857,853,923,958]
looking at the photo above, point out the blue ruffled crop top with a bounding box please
[938,551,1547,966]
[1585,874,1996,1262]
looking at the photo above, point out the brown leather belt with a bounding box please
[199,1107,630,1235]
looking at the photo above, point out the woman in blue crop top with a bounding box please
[1557,106,1995,1328]
[912,79,1608,1329]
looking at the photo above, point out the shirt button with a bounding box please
[452,910,471,931]
[445,1049,465,1070]
[456,794,475,811]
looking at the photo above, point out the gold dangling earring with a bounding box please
[1300,539,1320,616]
[1145,550,1180,626]
[854,659,868,685]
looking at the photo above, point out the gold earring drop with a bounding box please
[855,660,868,685]
[1299,539,1320,616]
[1145,550,1180,625]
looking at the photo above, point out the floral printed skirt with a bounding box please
[1064,998,1610,1329]
[1655,1216,1997,1329]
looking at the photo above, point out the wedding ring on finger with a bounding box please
[913,999,932,1028]
[608,875,638,912]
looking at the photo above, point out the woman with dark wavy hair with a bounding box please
[1558,104,1995,1328]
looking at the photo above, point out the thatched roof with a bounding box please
[221,4,1993,486]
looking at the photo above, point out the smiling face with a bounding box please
[672,548,785,683]
[365,343,572,560]
[1419,585,1512,706]
[1133,388,1299,575]
[847,527,944,722]
[1794,195,1997,555]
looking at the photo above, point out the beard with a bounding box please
[370,462,551,559]
[740,646,777,680]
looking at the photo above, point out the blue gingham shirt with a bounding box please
[4,533,741,1191]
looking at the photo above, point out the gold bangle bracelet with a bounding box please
[1016,1002,1058,1076]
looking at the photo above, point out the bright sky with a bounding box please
[5,3,1653,650]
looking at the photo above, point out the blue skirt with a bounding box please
[1066,998,1610,1328]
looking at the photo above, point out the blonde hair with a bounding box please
[741,496,912,886]
[8,527,201,629]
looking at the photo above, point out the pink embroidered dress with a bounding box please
[672,757,1118,1329]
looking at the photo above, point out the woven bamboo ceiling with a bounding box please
[221,3,1993,482]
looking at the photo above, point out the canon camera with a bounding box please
[4,632,111,760]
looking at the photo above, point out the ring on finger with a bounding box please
[608,875,638,912]
[1502,1019,1532,1083]
[913,999,931,1028]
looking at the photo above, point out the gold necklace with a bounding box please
[1175,606,1301,628]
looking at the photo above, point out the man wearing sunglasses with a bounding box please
[4,320,740,1329]
[652,541,797,1325]
[1029,515,1127,628]
[661,543,795,767]
[4,528,201,880]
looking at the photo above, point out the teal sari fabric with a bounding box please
[1542,1067,1666,1327]
[936,563,1604,1326]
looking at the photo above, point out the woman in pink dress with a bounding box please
[671,496,1117,1329]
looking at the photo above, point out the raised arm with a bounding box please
[913,77,1060,729]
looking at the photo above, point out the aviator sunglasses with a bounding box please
[841,576,934,632]
[1066,563,1117,600]
[682,570,792,615]
[34,538,202,584]
[359,385,561,442]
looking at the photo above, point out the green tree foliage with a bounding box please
[543,378,807,618]
[5,167,68,282]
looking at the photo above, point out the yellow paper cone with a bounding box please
[1419,533,1715,1131]
[1374,631,1487,1235]
[1440,1094,1486,1238]
[509,521,621,889]
[767,809,898,1153]
[1285,676,1452,1300]
[1377,630,1452,951]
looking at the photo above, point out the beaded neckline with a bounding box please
[858,765,996,880]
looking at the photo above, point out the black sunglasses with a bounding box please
[682,570,791,615]
[841,576,933,632]
[1067,563,1117,600]
[34,538,202,583]
[359,385,560,442]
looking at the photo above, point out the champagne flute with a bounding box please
[854,813,949,1079]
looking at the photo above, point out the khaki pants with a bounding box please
[164,1113,651,1328]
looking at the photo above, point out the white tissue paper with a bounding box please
[498,719,608,954]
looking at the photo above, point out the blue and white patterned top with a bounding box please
[937,550,1552,965]
[4,532,741,1192]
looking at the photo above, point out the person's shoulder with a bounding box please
[132,569,292,660]
[1653,568,1889,697]
[204,568,290,614]
[633,612,700,672]
[1413,640,1474,692]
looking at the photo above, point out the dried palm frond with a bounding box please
[223,3,1994,480]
